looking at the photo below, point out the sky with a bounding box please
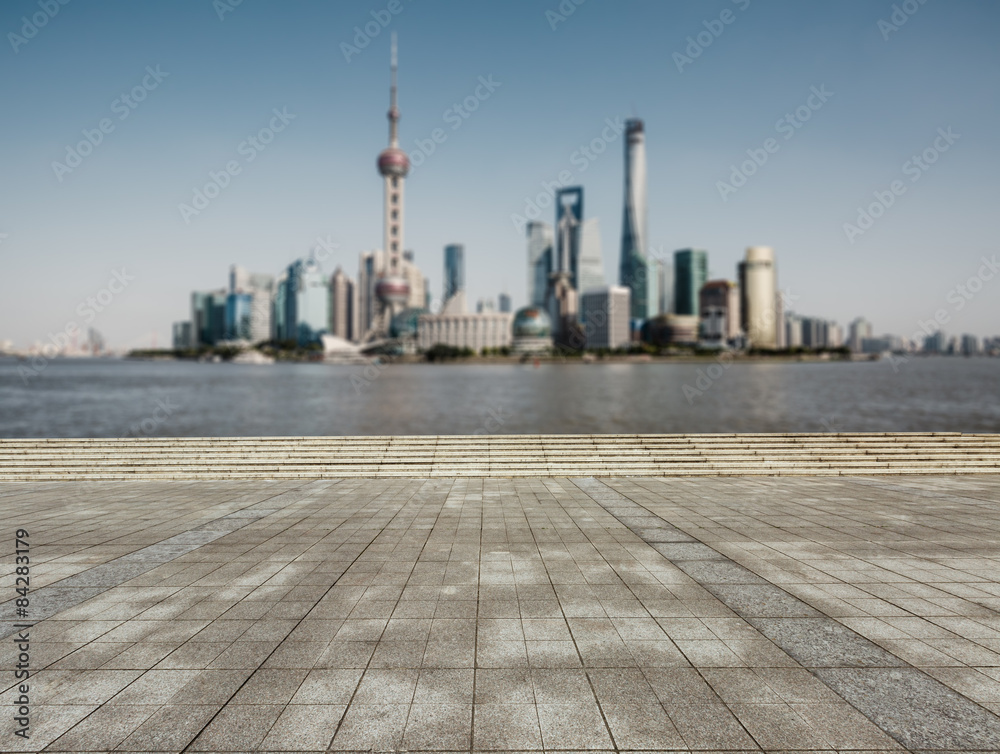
[1,0,998,350]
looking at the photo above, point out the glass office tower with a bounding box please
[673,248,708,317]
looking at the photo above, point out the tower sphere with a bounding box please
[375,275,410,305]
[378,147,410,178]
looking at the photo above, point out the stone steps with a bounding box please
[1,433,999,479]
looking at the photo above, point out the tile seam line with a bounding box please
[0,480,327,638]
[561,476,764,753]
[531,478,620,752]
[388,478,460,752]
[574,476,1000,751]
[640,474,1000,625]
[0,482,295,599]
[628,473,1000,606]
[311,477,449,754]
[549,477,750,753]
[178,477,427,754]
[18,479,363,748]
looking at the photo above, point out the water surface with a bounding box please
[0,356,997,437]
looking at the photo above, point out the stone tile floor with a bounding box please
[0,476,998,752]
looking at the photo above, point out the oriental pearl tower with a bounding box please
[371,32,410,339]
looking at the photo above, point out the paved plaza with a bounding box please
[2,475,1000,752]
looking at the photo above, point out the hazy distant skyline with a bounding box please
[2,0,999,349]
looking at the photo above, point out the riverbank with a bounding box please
[120,348,878,365]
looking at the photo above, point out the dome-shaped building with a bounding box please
[511,307,553,353]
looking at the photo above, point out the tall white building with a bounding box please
[401,250,426,310]
[657,257,672,317]
[738,246,778,349]
[582,286,631,350]
[329,267,355,342]
[848,317,873,353]
[618,119,656,320]
[578,218,605,294]
[229,265,274,344]
[785,314,803,348]
[828,322,844,349]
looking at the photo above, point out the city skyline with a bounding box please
[2,0,1000,350]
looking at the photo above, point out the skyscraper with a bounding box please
[444,244,464,305]
[618,118,656,320]
[329,267,355,342]
[673,249,708,317]
[369,33,411,339]
[228,265,273,343]
[578,218,604,293]
[295,258,330,344]
[738,246,778,349]
[277,257,330,346]
[527,221,554,307]
[547,195,582,348]
[582,286,631,350]
[556,187,583,286]
[400,249,426,311]
[785,314,803,348]
[191,289,226,346]
[699,280,740,343]
[555,187,605,298]
[848,317,873,353]
[225,292,252,340]
[172,322,192,350]
[357,249,384,339]
[497,292,511,313]
[272,271,289,342]
[657,258,672,317]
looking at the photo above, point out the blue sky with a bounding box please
[1,0,998,349]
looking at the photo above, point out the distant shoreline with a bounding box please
[6,353,994,367]
[16,352,871,365]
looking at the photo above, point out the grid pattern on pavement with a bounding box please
[0,476,997,752]
[578,477,1000,751]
